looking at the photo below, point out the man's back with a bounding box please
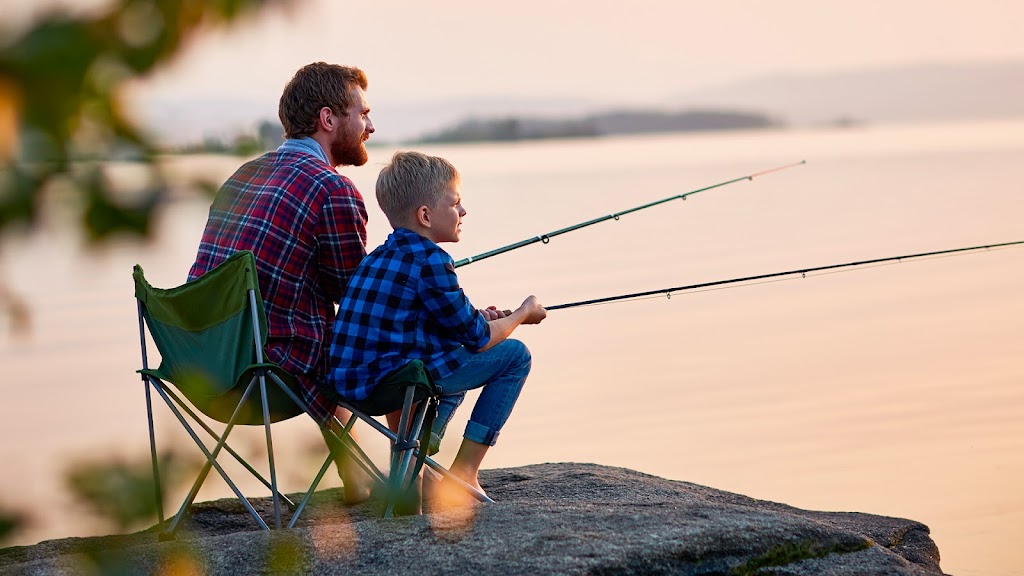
[190,148,368,421]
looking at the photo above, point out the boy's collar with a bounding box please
[393,227,441,247]
[394,227,426,240]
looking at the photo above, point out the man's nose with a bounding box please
[365,118,375,133]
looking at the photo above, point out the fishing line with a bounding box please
[546,240,1024,310]
[554,252,984,310]
[454,160,806,268]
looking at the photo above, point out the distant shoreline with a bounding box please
[168,107,788,154]
[410,108,783,145]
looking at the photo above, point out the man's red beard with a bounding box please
[331,128,368,167]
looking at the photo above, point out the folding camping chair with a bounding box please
[134,250,489,536]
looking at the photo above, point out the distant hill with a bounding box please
[590,109,780,134]
[140,60,1024,146]
[417,109,780,144]
[679,61,1024,126]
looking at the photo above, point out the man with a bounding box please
[188,62,375,501]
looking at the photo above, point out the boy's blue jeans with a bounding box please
[430,339,531,450]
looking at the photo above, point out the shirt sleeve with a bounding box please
[315,177,368,303]
[417,250,491,351]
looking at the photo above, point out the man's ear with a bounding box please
[415,205,431,228]
[318,107,335,132]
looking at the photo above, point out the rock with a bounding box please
[0,463,945,575]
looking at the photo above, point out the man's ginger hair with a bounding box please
[278,62,368,139]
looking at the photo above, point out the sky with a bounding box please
[5,0,1024,141]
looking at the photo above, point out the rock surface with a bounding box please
[0,463,945,575]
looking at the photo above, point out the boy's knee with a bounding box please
[503,338,531,372]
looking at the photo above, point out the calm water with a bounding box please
[2,120,1022,575]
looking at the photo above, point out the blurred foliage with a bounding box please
[266,532,310,575]
[65,449,202,533]
[2,1,299,553]
[0,505,28,547]
[176,119,284,156]
[63,452,315,573]
[0,0,288,241]
[78,546,156,576]
[0,0,294,332]
[0,282,30,337]
[58,537,202,576]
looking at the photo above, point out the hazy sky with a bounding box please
[140,1,1024,99]
[6,0,1024,140]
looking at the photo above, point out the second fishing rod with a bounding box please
[453,160,806,268]
[544,240,1024,310]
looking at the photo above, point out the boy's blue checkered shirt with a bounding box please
[328,228,491,401]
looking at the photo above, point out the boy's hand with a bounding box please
[517,295,547,325]
[479,306,510,321]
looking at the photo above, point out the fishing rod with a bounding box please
[546,240,1024,311]
[453,160,806,268]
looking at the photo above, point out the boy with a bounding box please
[327,151,546,500]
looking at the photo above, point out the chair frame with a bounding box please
[137,289,387,537]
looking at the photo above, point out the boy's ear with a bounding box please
[415,205,431,228]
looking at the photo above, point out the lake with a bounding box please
[2,119,1022,575]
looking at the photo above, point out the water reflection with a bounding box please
[2,120,1023,576]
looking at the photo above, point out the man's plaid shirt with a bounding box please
[328,228,491,401]
[189,146,367,424]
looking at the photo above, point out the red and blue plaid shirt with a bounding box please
[328,228,491,401]
[189,142,367,424]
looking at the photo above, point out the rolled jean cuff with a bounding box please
[465,420,500,446]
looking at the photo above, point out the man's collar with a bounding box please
[277,137,330,166]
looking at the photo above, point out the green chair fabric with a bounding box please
[134,250,301,424]
[328,360,436,417]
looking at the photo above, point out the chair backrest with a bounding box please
[134,250,301,424]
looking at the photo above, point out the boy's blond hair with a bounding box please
[376,151,461,229]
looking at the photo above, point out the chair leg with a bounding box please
[258,372,282,529]
[286,454,335,530]
[156,378,270,537]
[326,415,387,486]
[160,383,296,509]
[144,378,164,524]
[287,409,400,528]
[138,301,164,524]
[267,372,387,485]
[336,399,495,507]
[322,411,388,487]
[395,401,428,490]
[263,372,388,528]
[384,387,429,518]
